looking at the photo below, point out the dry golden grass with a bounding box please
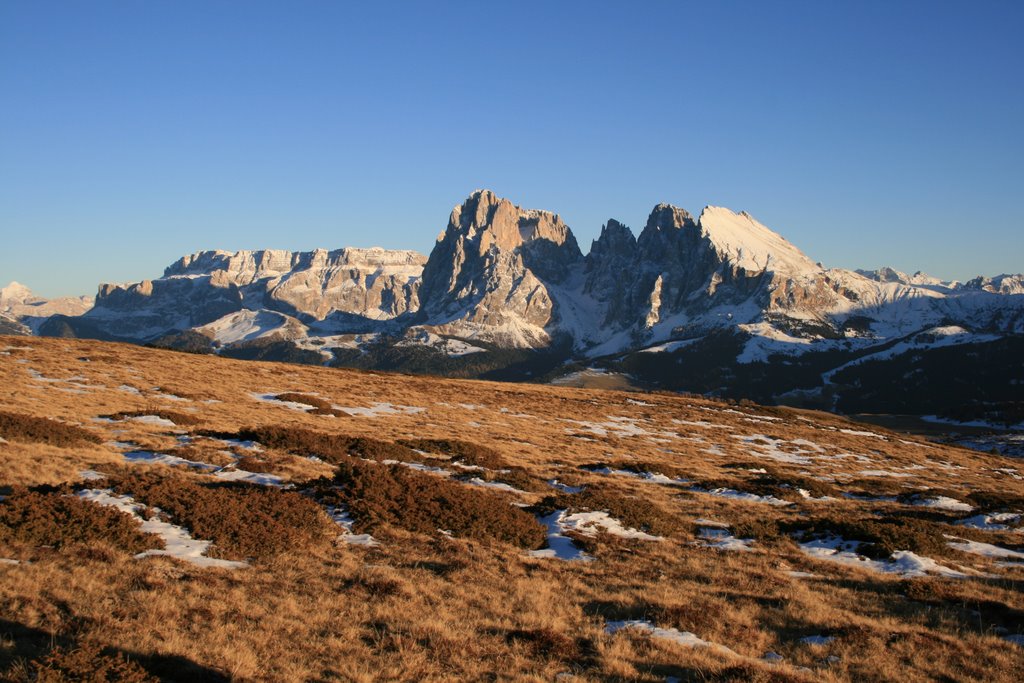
[1,335,1023,681]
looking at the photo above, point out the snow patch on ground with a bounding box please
[324,506,380,546]
[732,434,819,465]
[839,428,886,439]
[562,417,653,438]
[956,513,1022,532]
[695,526,754,552]
[465,477,527,494]
[548,480,583,494]
[211,468,285,487]
[337,402,425,417]
[250,392,317,412]
[799,536,968,578]
[605,620,738,655]
[691,487,793,506]
[125,415,178,427]
[584,466,686,486]
[915,496,973,512]
[945,537,1024,560]
[117,444,284,486]
[528,511,594,561]
[77,489,247,569]
[559,511,663,541]
[123,449,218,471]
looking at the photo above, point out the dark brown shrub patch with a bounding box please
[455,466,546,493]
[397,438,507,469]
[100,409,202,427]
[235,456,276,473]
[896,487,966,506]
[0,411,102,447]
[326,460,546,549]
[345,575,407,598]
[111,472,333,560]
[0,488,161,553]
[504,628,582,661]
[789,515,948,559]
[22,642,158,683]
[274,393,349,417]
[218,426,422,465]
[714,663,812,683]
[731,518,783,542]
[967,489,1024,513]
[844,478,908,498]
[581,460,686,480]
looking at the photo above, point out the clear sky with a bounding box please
[1,1,1022,297]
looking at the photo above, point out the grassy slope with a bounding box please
[1,335,1023,682]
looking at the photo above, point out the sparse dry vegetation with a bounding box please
[2,336,1024,681]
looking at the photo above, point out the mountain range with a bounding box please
[6,189,1023,424]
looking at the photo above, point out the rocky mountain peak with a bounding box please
[641,203,697,235]
[445,189,579,256]
[0,281,38,305]
[696,206,820,275]
[590,219,636,252]
[416,191,585,346]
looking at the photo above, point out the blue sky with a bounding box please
[1,1,1022,297]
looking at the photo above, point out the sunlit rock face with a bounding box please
[416,189,583,347]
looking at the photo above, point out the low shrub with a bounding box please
[966,489,1024,513]
[112,472,333,560]
[581,460,686,480]
[397,438,507,469]
[504,628,583,662]
[458,467,546,493]
[789,515,948,559]
[217,426,422,465]
[748,473,838,500]
[235,456,276,473]
[327,460,546,549]
[20,642,158,683]
[0,488,161,553]
[731,518,783,542]
[0,411,102,447]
